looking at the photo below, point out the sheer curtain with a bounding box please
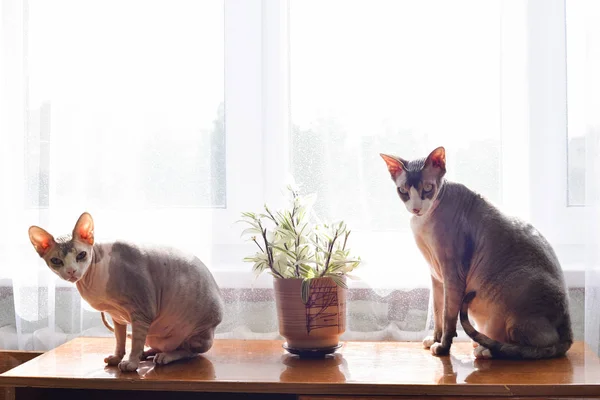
[581,0,600,355]
[0,0,236,350]
[0,0,588,351]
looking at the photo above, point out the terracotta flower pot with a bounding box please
[274,276,347,350]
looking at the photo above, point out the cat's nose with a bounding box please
[66,269,75,276]
[412,208,421,214]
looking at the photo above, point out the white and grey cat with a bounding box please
[381,147,572,359]
[28,212,224,371]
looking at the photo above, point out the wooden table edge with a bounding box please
[1,377,600,397]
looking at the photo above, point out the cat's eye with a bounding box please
[50,258,63,267]
[76,251,87,262]
[397,186,408,195]
[423,183,434,193]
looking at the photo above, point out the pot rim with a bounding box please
[271,275,348,281]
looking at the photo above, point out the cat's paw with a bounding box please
[104,354,124,366]
[473,345,493,359]
[430,342,450,356]
[153,352,178,365]
[422,335,437,349]
[153,350,195,365]
[141,348,159,360]
[472,340,479,348]
[118,359,139,372]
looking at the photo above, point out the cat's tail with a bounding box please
[460,291,572,359]
[101,312,133,339]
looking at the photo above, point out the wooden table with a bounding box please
[1,338,599,399]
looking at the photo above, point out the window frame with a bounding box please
[4,0,267,282]
[3,0,586,288]
[275,0,585,287]
[525,0,587,284]
[23,0,266,244]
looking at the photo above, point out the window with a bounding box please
[3,0,585,289]
[5,0,586,285]
[0,0,591,351]
[525,0,586,283]
[285,0,585,287]
[566,0,600,207]
[288,0,502,288]
[12,0,262,279]
[26,0,225,209]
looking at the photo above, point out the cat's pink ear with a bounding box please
[380,154,406,179]
[73,212,94,245]
[29,226,56,257]
[424,146,446,172]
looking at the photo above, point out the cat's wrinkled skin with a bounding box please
[29,212,224,371]
[380,147,572,359]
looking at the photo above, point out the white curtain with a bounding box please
[0,0,588,351]
[583,1,600,354]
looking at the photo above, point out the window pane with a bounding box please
[566,0,593,207]
[290,0,502,231]
[25,0,225,209]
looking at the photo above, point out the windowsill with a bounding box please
[0,338,597,397]
[562,263,586,288]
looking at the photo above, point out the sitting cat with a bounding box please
[28,212,224,371]
[380,147,572,359]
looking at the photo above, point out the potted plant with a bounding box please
[240,183,361,356]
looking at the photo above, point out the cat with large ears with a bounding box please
[29,212,95,282]
[380,147,572,359]
[29,212,224,372]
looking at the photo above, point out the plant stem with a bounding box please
[289,205,301,278]
[315,234,319,275]
[342,230,349,251]
[321,226,343,277]
[260,225,283,279]
[322,237,335,277]
[265,206,279,226]
[252,237,264,253]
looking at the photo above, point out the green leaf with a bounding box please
[330,260,359,267]
[236,219,260,228]
[242,185,361,283]
[271,245,296,259]
[240,211,257,219]
[297,222,308,237]
[241,227,262,237]
[297,263,316,278]
[252,261,268,276]
[301,278,311,304]
[259,212,277,224]
[333,249,347,258]
[276,211,289,225]
[321,233,333,242]
[312,243,329,254]
[328,274,348,289]
[295,258,314,267]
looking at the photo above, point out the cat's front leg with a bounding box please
[423,277,443,349]
[104,317,126,366]
[118,315,150,372]
[430,280,464,356]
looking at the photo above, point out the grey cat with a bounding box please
[380,147,572,359]
[29,212,224,371]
